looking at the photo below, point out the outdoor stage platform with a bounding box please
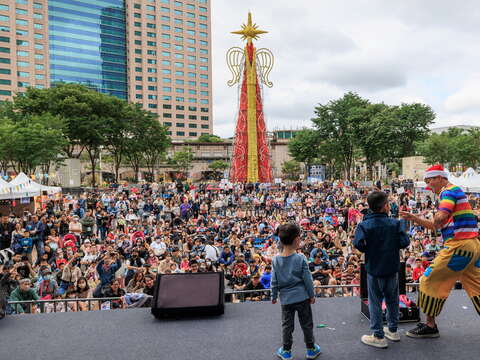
[1,291,477,360]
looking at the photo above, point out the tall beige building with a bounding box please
[0,0,212,141]
[125,0,212,139]
[0,0,49,98]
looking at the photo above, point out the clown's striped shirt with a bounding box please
[438,185,478,241]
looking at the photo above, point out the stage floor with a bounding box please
[0,291,478,360]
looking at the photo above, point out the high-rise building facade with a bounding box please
[48,0,128,99]
[125,0,212,138]
[0,0,49,98]
[0,0,212,139]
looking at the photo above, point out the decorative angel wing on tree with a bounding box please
[256,48,274,88]
[227,12,274,183]
[226,47,244,87]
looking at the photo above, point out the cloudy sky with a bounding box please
[211,0,480,138]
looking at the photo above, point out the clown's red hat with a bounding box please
[424,164,448,180]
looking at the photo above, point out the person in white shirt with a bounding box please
[125,209,139,223]
[204,240,219,262]
[150,236,167,256]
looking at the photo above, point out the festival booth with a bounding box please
[0,173,62,216]
[448,168,480,194]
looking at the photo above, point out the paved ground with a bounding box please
[0,291,477,360]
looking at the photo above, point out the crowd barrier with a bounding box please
[6,283,421,314]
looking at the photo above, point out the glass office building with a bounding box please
[48,0,128,99]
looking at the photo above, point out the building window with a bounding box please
[161,33,171,39]
[147,32,156,38]
[135,31,142,36]
[187,72,196,78]
[186,21,195,27]
[201,108,208,112]
[174,27,183,33]
[200,90,208,96]
[176,79,184,85]
[148,94,158,100]
[0,90,11,96]
[134,3,141,9]
[188,80,197,86]
[176,131,185,136]
[164,122,172,126]
[201,116,209,120]
[163,95,172,100]
[187,29,195,36]
[162,60,171,65]
[174,62,184,68]
[176,105,184,110]
[148,77,157,82]
[176,114,184,119]
[186,12,195,18]
[187,64,196,70]
[188,123,197,128]
[147,58,157,63]
[189,132,197,137]
[201,124,209,129]
[175,44,184,50]
[161,7,170,12]
[200,99,208,104]
[176,88,184,93]
[147,50,156,55]
[0,36,8,43]
[161,15,170,21]
[200,40,208,46]
[174,1,183,6]
[0,5,9,11]
[174,10,183,15]
[0,47,9,53]
[134,40,142,45]
[188,106,197,111]
[200,57,208,63]
[163,104,172,109]
[33,13,43,19]
[147,68,157,73]
[17,50,29,56]
[162,77,171,83]
[136,94,143,99]
[16,9,28,15]
[35,64,44,70]
[162,51,170,56]
[16,19,29,26]
[164,113,172,118]
[200,74,208,79]
[135,49,142,54]
[199,15,207,21]
[188,115,197,120]
[0,68,11,74]
[188,98,197,103]
[0,79,11,85]
[148,104,157,109]
[135,67,142,72]
[175,70,184,76]
[135,76,142,81]
[199,6,207,12]
[175,53,184,59]
[162,69,171,74]
[147,22,156,27]
[148,86,157,91]
[161,24,170,31]
[163,86,172,92]
[174,36,183,42]
[162,42,170,48]
[176,96,184,102]
[199,23,207,30]
[174,18,183,25]
[135,85,143,90]
[146,5,155,11]
[187,38,195,44]
[134,22,141,27]
[17,71,29,77]
[176,122,185,127]
[35,54,43,60]
[200,48,208,54]
[187,46,195,52]
[17,61,29,67]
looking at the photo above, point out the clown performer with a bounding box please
[400,164,480,338]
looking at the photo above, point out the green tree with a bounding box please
[288,129,320,174]
[124,106,150,182]
[208,160,229,179]
[7,114,67,176]
[142,118,171,180]
[312,92,370,180]
[281,160,301,180]
[195,134,223,143]
[172,147,194,175]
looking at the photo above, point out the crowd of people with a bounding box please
[0,180,478,313]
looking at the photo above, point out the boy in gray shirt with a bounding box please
[271,223,321,360]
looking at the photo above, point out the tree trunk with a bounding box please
[87,149,98,188]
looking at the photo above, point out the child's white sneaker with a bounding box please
[361,334,388,348]
[383,327,400,341]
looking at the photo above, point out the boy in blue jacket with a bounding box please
[354,191,410,348]
[271,223,321,360]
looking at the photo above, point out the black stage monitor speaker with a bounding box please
[151,271,225,319]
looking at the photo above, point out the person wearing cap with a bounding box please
[401,164,480,338]
[244,273,266,302]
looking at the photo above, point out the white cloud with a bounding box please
[211,0,480,137]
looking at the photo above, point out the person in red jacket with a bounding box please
[412,259,425,282]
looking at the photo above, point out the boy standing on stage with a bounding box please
[354,191,410,348]
[271,223,321,360]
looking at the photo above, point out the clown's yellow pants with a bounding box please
[418,238,480,317]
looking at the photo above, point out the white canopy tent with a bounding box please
[0,172,61,200]
[414,168,480,193]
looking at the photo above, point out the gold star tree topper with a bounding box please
[231,12,268,42]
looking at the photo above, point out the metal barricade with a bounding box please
[7,297,122,314]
